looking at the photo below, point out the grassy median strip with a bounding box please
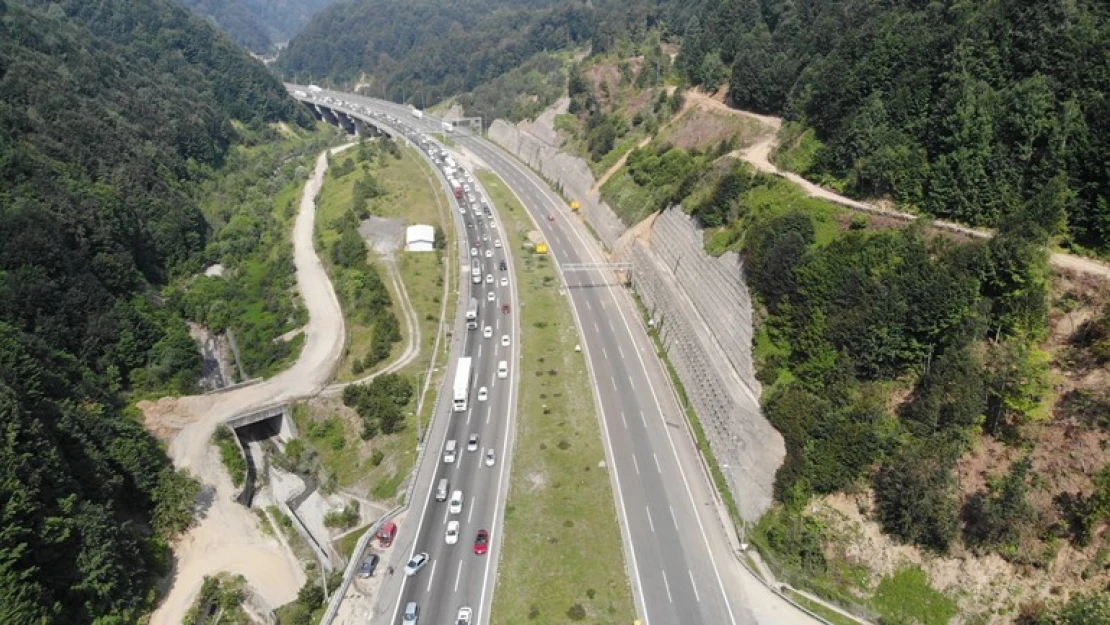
[479,171,635,625]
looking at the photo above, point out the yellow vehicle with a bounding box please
[569,200,580,211]
[535,242,549,254]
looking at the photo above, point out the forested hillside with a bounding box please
[0,0,310,621]
[176,0,339,54]
[672,0,1110,253]
[278,0,666,122]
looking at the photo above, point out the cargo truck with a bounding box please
[411,108,424,119]
[453,357,473,411]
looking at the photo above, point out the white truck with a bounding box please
[466,298,479,330]
[441,121,453,133]
[308,84,322,93]
[411,108,424,119]
[293,90,307,98]
[453,357,473,412]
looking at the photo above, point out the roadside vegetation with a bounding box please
[479,171,635,625]
[213,428,247,488]
[182,574,253,625]
[315,138,404,378]
[168,122,341,379]
[293,139,454,505]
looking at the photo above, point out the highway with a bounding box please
[291,86,818,625]
[321,106,522,625]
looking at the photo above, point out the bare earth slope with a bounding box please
[145,143,352,625]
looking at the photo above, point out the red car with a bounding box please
[474,530,489,555]
[500,304,510,314]
[547,214,555,222]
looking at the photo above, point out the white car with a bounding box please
[470,247,478,257]
[444,440,457,464]
[484,449,496,467]
[500,276,508,287]
[483,325,492,338]
[490,221,497,229]
[486,274,493,284]
[477,386,488,402]
[449,490,463,514]
[457,607,473,625]
[485,249,492,258]
[404,553,429,576]
[467,434,479,452]
[497,361,508,379]
[501,335,510,347]
[445,521,460,545]
[487,291,495,302]
[494,239,502,248]
[482,233,489,241]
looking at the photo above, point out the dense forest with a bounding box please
[277,0,666,122]
[673,0,1110,253]
[176,0,339,54]
[0,0,310,621]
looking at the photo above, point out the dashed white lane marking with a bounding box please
[632,455,640,475]
[602,347,609,361]
[426,560,438,593]
[653,453,662,474]
[621,411,628,429]
[454,560,463,593]
[661,570,673,603]
[646,506,655,533]
[689,570,700,602]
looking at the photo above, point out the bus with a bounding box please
[453,357,473,412]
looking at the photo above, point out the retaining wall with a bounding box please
[625,207,782,522]
[488,120,627,248]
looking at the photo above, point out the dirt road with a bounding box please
[688,89,1110,282]
[146,143,353,625]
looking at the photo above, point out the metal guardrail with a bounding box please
[317,505,403,625]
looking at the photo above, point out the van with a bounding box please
[436,479,449,502]
[444,440,457,464]
[497,361,508,379]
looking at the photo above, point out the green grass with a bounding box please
[334,526,370,559]
[299,144,452,500]
[703,171,844,256]
[478,170,636,625]
[784,589,866,625]
[213,428,246,488]
[871,566,957,625]
[432,132,457,148]
[772,122,824,175]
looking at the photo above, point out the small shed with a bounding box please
[405,224,435,252]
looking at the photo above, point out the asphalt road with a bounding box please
[291,86,815,625]
[305,103,522,625]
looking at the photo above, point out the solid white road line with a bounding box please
[482,140,742,625]
[646,506,655,533]
[454,560,464,593]
[661,570,673,603]
[426,560,438,594]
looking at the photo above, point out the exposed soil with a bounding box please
[143,144,353,625]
